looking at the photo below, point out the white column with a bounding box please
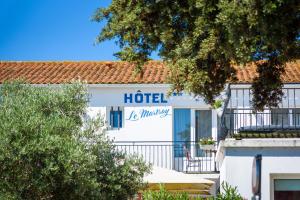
[289,109,293,126]
[190,109,196,157]
[212,109,218,141]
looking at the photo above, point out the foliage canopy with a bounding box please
[94,0,299,110]
[0,82,150,199]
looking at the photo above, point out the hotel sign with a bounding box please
[124,92,168,104]
[127,108,171,121]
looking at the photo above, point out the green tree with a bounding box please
[0,81,150,200]
[94,0,299,110]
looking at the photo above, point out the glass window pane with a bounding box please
[225,109,235,132]
[274,179,300,200]
[196,110,212,156]
[173,109,191,157]
[196,110,212,139]
[112,111,119,128]
[110,108,123,128]
[275,179,300,191]
[271,109,289,126]
[293,108,300,126]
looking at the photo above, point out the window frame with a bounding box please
[109,106,124,129]
[270,108,290,126]
[270,174,300,200]
[172,107,215,158]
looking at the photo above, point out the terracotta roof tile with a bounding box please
[0,60,299,84]
[234,60,300,83]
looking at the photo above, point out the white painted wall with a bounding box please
[85,84,217,142]
[85,83,300,143]
[217,139,300,200]
[108,106,173,141]
[84,84,220,173]
[88,84,208,108]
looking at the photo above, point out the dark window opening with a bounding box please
[274,179,300,200]
[110,107,123,128]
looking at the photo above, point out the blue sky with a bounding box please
[0,0,159,61]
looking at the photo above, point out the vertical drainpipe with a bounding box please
[257,154,262,200]
[252,154,262,200]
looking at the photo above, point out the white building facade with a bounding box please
[218,83,300,200]
[217,138,300,200]
[87,84,219,173]
[1,60,300,199]
[88,84,218,142]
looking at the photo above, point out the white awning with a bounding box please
[143,167,216,196]
[144,166,214,184]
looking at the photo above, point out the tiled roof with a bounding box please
[235,60,300,83]
[0,60,299,84]
[0,61,168,84]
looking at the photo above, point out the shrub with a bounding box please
[212,100,223,109]
[199,137,216,145]
[216,182,243,200]
[0,81,150,199]
[142,185,190,200]
[142,183,243,200]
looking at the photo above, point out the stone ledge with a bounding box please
[216,138,300,164]
[222,138,300,148]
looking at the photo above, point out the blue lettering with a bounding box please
[160,109,170,117]
[127,108,171,121]
[135,93,143,103]
[127,111,139,121]
[140,109,150,118]
[152,93,159,103]
[161,93,168,103]
[172,92,183,96]
[144,93,151,103]
[124,93,133,103]
[124,93,169,104]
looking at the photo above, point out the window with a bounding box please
[271,109,289,126]
[225,109,235,132]
[274,179,300,200]
[109,107,123,129]
[196,110,212,156]
[173,109,191,157]
[293,108,300,126]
